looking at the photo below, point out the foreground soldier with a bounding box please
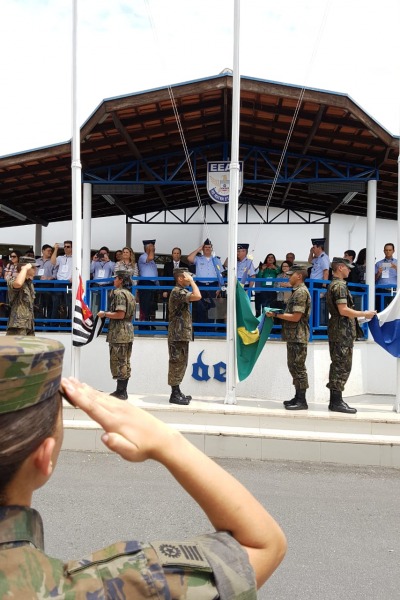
[0,337,286,597]
[98,272,135,399]
[326,257,376,413]
[6,256,38,336]
[267,265,311,410]
[168,267,201,404]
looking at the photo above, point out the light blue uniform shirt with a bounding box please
[90,260,115,279]
[375,258,397,286]
[193,255,223,282]
[138,252,158,280]
[237,257,255,283]
[310,253,330,279]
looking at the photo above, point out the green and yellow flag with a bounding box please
[236,281,274,381]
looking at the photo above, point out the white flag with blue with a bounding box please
[368,290,400,357]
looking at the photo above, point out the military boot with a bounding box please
[285,389,308,411]
[283,391,298,407]
[169,386,190,405]
[110,379,128,400]
[178,386,192,402]
[328,389,357,414]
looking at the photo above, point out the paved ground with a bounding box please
[35,452,400,599]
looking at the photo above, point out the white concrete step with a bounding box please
[62,396,400,468]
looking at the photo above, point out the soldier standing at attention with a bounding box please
[98,272,135,400]
[267,265,311,410]
[168,267,201,405]
[0,336,286,597]
[6,256,38,336]
[326,257,376,414]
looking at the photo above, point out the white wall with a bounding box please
[3,208,397,265]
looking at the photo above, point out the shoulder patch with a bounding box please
[150,541,212,571]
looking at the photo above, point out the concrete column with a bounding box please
[126,221,132,249]
[34,224,42,256]
[82,183,92,284]
[366,180,377,332]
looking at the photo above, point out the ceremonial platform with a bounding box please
[63,392,400,469]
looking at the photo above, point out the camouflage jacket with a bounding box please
[106,288,135,344]
[281,283,311,344]
[0,506,256,599]
[168,285,193,342]
[326,277,356,345]
[7,278,35,330]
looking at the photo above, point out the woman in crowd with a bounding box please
[114,246,139,285]
[255,253,280,316]
[276,260,292,307]
[4,250,20,280]
[355,247,366,283]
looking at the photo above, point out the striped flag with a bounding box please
[72,276,105,347]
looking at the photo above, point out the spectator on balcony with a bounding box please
[138,239,158,328]
[35,244,56,318]
[375,243,397,309]
[51,241,73,321]
[4,250,20,280]
[114,247,138,285]
[255,253,279,317]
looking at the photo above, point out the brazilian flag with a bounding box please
[236,281,274,381]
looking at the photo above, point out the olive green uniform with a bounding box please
[6,277,35,336]
[168,285,192,386]
[281,282,311,389]
[106,288,135,380]
[326,277,356,391]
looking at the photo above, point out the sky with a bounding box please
[0,0,399,157]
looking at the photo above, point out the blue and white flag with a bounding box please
[368,290,400,357]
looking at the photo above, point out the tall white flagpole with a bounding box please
[71,0,82,378]
[395,139,400,412]
[225,0,240,404]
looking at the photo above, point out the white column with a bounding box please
[34,224,42,256]
[82,183,92,284]
[366,179,377,340]
[395,150,400,413]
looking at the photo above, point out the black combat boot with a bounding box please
[283,391,298,407]
[178,386,192,402]
[169,386,190,405]
[285,389,308,411]
[110,379,128,400]
[328,389,357,414]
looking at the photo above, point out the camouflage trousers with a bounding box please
[168,340,189,386]
[327,342,353,392]
[109,342,132,380]
[286,342,308,390]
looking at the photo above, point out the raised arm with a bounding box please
[61,379,287,588]
[187,245,203,264]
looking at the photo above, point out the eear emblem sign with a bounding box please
[207,161,243,204]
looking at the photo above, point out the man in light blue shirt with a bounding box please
[138,239,158,328]
[90,248,115,281]
[187,239,223,329]
[308,238,330,327]
[375,242,397,309]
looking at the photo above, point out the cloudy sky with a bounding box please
[1,0,399,157]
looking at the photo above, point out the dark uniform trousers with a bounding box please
[287,342,308,390]
[168,341,189,386]
[327,342,353,392]
[109,342,133,380]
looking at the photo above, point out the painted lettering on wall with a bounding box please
[191,351,227,382]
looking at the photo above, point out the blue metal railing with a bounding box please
[0,276,386,340]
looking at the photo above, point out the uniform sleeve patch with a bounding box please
[150,541,212,571]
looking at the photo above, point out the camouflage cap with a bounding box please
[331,257,354,269]
[114,271,132,285]
[173,267,189,277]
[286,264,306,275]
[0,336,65,415]
[20,256,39,267]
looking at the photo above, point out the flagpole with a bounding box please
[225,0,240,404]
[71,0,82,378]
[395,139,400,412]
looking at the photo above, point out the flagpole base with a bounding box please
[224,390,237,405]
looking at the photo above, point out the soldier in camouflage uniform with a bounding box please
[6,256,37,336]
[168,267,201,404]
[0,336,286,598]
[97,272,135,400]
[267,265,311,410]
[326,257,376,413]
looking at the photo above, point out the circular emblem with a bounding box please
[159,544,181,558]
